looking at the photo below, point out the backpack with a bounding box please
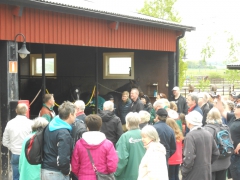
[71,118,87,146]
[206,124,234,159]
[25,125,48,165]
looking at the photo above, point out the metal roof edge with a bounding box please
[0,0,196,32]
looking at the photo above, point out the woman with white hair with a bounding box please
[19,117,49,180]
[115,112,145,180]
[204,107,231,180]
[138,125,168,180]
[139,110,150,129]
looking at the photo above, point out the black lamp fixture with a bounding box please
[11,33,30,59]
[181,48,187,62]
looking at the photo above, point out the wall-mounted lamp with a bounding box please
[181,49,188,62]
[166,81,169,87]
[10,33,30,59]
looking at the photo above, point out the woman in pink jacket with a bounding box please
[71,114,118,179]
[166,118,184,180]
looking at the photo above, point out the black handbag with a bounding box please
[86,149,115,180]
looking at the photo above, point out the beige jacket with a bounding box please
[138,142,168,180]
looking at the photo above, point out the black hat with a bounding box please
[156,108,168,117]
[107,94,114,100]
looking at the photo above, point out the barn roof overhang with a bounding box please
[0,0,195,32]
[227,64,240,70]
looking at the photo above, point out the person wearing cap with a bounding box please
[181,111,219,180]
[229,91,237,102]
[129,88,144,113]
[198,92,210,126]
[215,95,240,180]
[172,86,188,115]
[153,108,176,164]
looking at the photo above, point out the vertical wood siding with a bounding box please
[0,4,178,51]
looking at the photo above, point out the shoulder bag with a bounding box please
[86,149,115,180]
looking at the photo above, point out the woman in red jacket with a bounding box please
[166,118,184,180]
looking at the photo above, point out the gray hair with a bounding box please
[58,101,76,120]
[126,112,141,129]
[141,125,160,142]
[198,92,208,103]
[187,93,199,105]
[206,107,222,124]
[74,100,85,111]
[153,99,164,108]
[139,110,150,123]
[131,88,139,95]
[16,103,28,115]
[153,98,169,108]
[32,117,49,132]
[103,101,114,111]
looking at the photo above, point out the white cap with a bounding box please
[172,86,180,91]
[185,111,203,126]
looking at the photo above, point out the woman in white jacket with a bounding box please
[138,125,168,180]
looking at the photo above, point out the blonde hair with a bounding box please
[170,101,178,112]
[141,125,160,142]
[206,107,222,124]
[166,118,184,142]
[122,91,129,97]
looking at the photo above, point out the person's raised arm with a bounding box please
[214,95,227,119]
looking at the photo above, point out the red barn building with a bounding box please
[0,0,195,178]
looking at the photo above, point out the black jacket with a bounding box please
[98,110,123,146]
[42,118,73,175]
[201,103,210,126]
[129,98,144,113]
[117,99,132,125]
[174,95,188,115]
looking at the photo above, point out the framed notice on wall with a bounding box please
[9,61,18,73]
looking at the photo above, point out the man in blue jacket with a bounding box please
[41,101,76,180]
[153,108,176,165]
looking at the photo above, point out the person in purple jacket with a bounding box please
[71,114,118,180]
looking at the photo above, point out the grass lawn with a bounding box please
[186,69,226,77]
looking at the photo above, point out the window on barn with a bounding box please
[30,54,56,76]
[103,52,134,79]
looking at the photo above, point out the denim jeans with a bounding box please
[168,164,180,180]
[41,169,69,180]
[229,154,240,180]
[11,154,20,180]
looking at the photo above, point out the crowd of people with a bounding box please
[2,86,240,180]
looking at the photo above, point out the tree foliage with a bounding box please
[139,0,186,88]
[200,36,215,65]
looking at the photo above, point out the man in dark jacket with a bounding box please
[117,91,132,132]
[41,101,76,179]
[172,86,188,115]
[153,108,176,164]
[182,110,219,180]
[198,92,210,126]
[99,101,123,146]
[129,88,144,113]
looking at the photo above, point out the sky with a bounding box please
[48,0,240,64]
[102,0,240,63]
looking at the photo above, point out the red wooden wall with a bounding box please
[0,4,178,51]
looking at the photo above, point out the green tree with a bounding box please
[200,36,215,65]
[225,69,240,87]
[139,0,187,88]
